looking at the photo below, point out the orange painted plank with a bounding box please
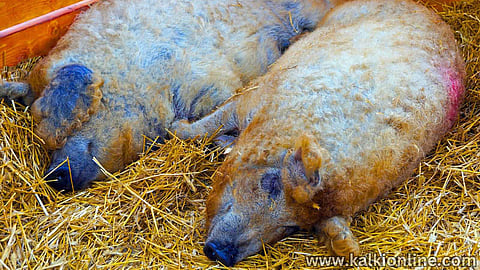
[0,0,83,30]
[0,11,81,67]
[0,0,99,38]
[0,0,99,67]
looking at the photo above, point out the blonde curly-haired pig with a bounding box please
[173,0,465,266]
[0,0,344,191]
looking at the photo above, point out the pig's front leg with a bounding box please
[0,81,34,105]
[172,101,239,140]
[316,216,360,257]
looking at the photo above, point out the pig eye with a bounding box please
[218,199,233,214]
[282,226,300,236]
[87,141,94,153]
[261,168,282,200]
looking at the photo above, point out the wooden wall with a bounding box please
[1,0,82,30]
[0,0,464,68]
[0,0,98,67]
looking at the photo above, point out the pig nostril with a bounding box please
[204,242,218,261]
[203,241,237,267]
[44,164,73,192]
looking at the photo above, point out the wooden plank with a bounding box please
[0,0,99,67]
[0,0,83,30]
[1,11,80,67]
[0,0,99,38]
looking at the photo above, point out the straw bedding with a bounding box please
[1,1,479,269]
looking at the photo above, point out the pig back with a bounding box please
[237,0,465,217]
[29,0,333,134]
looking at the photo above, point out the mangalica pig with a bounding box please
[173,0,465,266]
[0,0,344,191]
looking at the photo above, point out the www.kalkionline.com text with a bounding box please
[302,253,478,268]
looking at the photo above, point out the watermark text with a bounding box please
[302,253,478,268]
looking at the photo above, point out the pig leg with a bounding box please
[316,216,360,256]
[0,81,34,105]
[172,101,239,140]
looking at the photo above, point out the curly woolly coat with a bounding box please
[173,0,465,266]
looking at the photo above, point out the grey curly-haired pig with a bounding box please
[0,0,344,191]
[173,0,465,266]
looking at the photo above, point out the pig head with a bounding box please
[28,63,173,191]
[203,135,361,266]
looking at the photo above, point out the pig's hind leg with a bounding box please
[316,216,360,257]
[171,101,239,142]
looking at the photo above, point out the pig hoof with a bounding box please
[0,81,30,100]
[317,216,360,257]
[328,231,360,256]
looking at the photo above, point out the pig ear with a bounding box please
[288,134,328,204]
[31,65,104,149]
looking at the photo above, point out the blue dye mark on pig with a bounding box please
[261,169,283,200]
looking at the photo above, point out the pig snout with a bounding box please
[203,212,247,266]
[203,241,238,267]
[44,136,101,192]
[45,159,99,192]
[45,163,74,191]
[203,222,299,266]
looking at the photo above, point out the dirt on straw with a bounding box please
[1,1,480,269]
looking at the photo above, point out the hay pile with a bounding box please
[1,1,479,268]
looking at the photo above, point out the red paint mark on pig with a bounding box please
[442,67,464,125]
